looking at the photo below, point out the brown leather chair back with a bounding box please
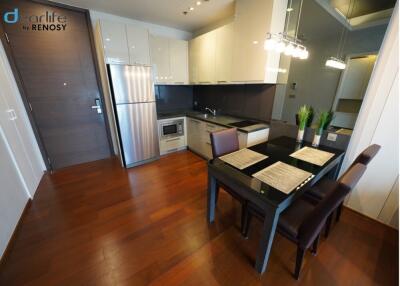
[298,163,367,249]
[353,144,381,166]
[210,128,239,158]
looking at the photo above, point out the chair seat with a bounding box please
[278,198,315,239]
[305,178,338,201]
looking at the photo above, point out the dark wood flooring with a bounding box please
[0,151,398,285]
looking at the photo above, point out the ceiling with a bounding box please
[331,0,396,19]
[315,0,394,30]
[52,0,235,32]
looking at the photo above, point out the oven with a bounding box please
[159,119,184,139]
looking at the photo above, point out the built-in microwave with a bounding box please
[159,119,184,139]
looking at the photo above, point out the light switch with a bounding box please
[327,133,337,141]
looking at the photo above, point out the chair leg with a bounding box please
[294,247,306,280]
[311,234,320,256]
[325,214,333,238]
[336,202,343,222]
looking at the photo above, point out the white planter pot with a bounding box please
[296,129,305,142]
[312,134,321,147]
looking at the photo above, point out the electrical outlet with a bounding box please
[327,133,337,141]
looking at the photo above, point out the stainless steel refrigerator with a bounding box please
[108,64,159,168]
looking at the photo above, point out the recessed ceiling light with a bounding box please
[189,7,194,11]
[196,1,201,5]
[253,40,259,44]
[105,38,110,41]
[287,8,293,12]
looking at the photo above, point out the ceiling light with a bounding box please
[325,57,346,69]
[105,38,110,41]
[189,7,194,11]
[196,1,202,5]
[253,40,259,44]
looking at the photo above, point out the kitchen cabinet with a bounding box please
[100,20,129,64]
[126,25,151,65]
[150,35,170,83]
[238,129,270,149]
[231,0,287,83]
[215,23,234,83]
[187,118,203,155]
[187,117,269,159]
[169,40,189,84]
[197,31,216,84]
[189,37,200,83]
[150,36,189,84]
[188,0,287,84]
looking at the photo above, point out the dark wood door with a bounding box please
[0,0,112,170]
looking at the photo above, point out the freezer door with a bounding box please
[109,64,155,104]
[116,102,159,166]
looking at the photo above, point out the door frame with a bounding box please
[0,0,114,170]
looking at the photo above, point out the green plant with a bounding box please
[297,105,312,130]
[316,111,333,135]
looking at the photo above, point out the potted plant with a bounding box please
[312,111,333,146]
[296,105,312,142]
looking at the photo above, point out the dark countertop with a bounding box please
[157,110,269,133]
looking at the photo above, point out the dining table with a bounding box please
[206,136,345,274]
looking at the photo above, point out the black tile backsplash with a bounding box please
[155,85,193,113]
[193,84,276,122]
[155,84,276,122]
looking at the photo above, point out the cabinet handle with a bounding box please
[199,81,211,84]
[206,142,211,145]
[217,80,228,83]
[166,137,181,142]
[174,82,185,84]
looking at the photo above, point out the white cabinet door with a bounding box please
[100,20,129,64]
[197,31,216,83]
[126,25,150,65]
[215,23,234,83]
[169,39,188,84]
[150,35,170,83]
[0,129,29,257]
[189,37,200,84]
[187,118,203,154]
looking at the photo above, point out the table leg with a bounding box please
[207,173,217,223]
[255,207,279,274]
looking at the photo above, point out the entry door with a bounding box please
[0,0,112,170]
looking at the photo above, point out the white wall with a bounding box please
[341,5,399,229]
[90,10,192,40]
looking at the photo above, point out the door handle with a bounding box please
[91,98,102,114]
[6,109,17,121]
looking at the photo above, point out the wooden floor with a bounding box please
[0,151,398,285]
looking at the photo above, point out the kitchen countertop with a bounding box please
[157,110,269,133]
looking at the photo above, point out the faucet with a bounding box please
[205,107,217,116]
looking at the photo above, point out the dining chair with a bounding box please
[209,128,247,229]
[243,163,367,279]
[305,144,381,232]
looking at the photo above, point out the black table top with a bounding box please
[208,136,345,209]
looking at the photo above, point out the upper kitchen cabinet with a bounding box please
[126,25,151,65]
[231,0,288,83]
[150,36,189,84]
[169,40,189,84]
[197,31,216,84]
[189,37,200,83]
[150,35,170,83]
[100,20,129,64]
[215,23,234,83]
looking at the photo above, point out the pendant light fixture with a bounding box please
[264,0,308,60]
[325,0,355,70]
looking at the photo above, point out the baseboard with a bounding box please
[343,206,398,231]
[0,198,32,267]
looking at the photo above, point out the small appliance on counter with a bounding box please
[158,117,186,155]
[108,64,160,168]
